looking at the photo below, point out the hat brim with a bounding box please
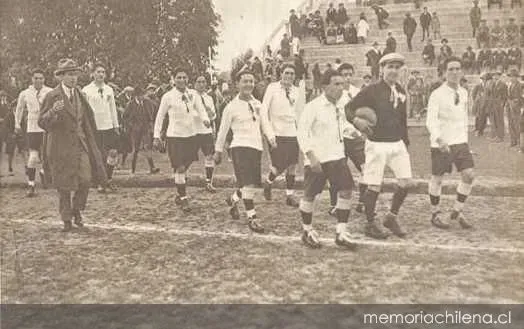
[54,67,83,76]
[380,60,405,66]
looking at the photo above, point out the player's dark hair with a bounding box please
[195,74,209,85]
[443,56,462,70]
[235,69,255,82]
[172,67,190,79]
[337,63,354,73]
[321,69,343,86]
[281,64,296,73]
[92,62,107,72]
[31,68,45,76]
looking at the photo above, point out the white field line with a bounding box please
[8,219,524,255]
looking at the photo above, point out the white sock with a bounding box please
[302,224,313,232]
[246,209,256,218]
[28,181,35,187]
[336,222,347,234]
[286,189,294,196]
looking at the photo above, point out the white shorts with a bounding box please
[362,140,412,186]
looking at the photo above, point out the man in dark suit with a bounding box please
[507,69,523,147]
[403,13,417,52]
[488,71,508,142]
[462,46,477,74]
[384,32,397,55]
[38,59,107,232]
[471,73,491,136]
[366,42,382,80]
[419,7,432,41]
[326,3,336,26]
[335,3,348,26]
[477,45,492,72]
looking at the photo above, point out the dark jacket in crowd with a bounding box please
[403,16,417,35]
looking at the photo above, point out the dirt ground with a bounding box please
[1,187,523,305]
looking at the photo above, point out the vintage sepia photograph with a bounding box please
[1,0,523,327]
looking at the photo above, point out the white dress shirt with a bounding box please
[260,82,304,141]
[339,85,362,140]
[82,82,119,131]
[215,95,263,152]
[153,88,208,138]
[194,92,216,135]
[15,85,52,133]
[426,83,469,148]
[298,93,346,164]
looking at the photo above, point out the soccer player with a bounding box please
[82,63,120,193]
[153,68,210,212]
[347,53,412,240]
[260,64,304,207]
[328,63,368,217]
[194,74,218,192]
[214,70,265,234]
[14,68,52,197]
[426,57,474,229]
[297,70,357,249]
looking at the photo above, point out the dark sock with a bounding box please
[336,209,350,223]
[147,157,155,170]
[329,184,337,207]
[430,194,440,206]
[236,189,242,199]
[205,167,214,181]
[243,199,254,211]
[364,190,379,221]
[131,153,138,173]
[106,164,114,180]
[267,172,277,182]
[457,193,467,203]
[121,154,128,165]
[300,211,313,225]
[176,184,186,197]
[391,187,408,215]
[285,174,295,190]
[27,168,36,181]
[358,183,367,203]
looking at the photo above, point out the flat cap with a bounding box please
[379,52,405,66]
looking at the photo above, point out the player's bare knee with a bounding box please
[461,169,475,184]
[175,166,186,174]
[27,150,39,168]
[367,184,381,192]
[286,164,296,175]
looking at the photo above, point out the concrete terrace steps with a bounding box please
[315,0,499,12]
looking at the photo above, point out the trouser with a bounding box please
[475,105,489,134]
[421,25,430,40]
[406,33,414,51]
[58,186,89,222]
[471,22,479,37]
[508,101,522,145]
[490,101,505,139]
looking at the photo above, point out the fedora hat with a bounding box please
[54,58,82,76]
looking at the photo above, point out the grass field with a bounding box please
[1,186,523,304]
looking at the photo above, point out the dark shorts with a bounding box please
[269,136,299,172]
[3,133,25,155]
[303,158,354,198]
[196,133,215,156]
[96,129,119,153]
[231,147,262,188]
[26,132,44,151]
[344,137,365,172]
[431,143,475,176]
[167,136,198,169]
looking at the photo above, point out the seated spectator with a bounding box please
[422,39,436,65]
[504,18,519,47]
[289,9,300,38]
[487,0,503,9]
[477,19,490,48]
[292,36,300,56]
[294,51,307,81]
[431,12,441,40]
[491,47,508,72]
[336,3,349,26]
[511,0,522,8]
[384,31,397,55]
[462,46,477,74]
[326,2,337,25]
[345,23,358,44]
[306,13,315,36]
[333,58,342,71]
[357,13,370,44]
[366,42,382,80]
[264,58,274,80]
[326,23,337,44]
[440,38,453,58]
[313,11,326,44]
[490,19,504,47]
[280,33,291,58]
[336,25,345,44]
[477,45,493,72]
[507,44,522,71]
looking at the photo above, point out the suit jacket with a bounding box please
[366,49,382,67]
[38,85,107,190]
[403,17,417,35]
[123,97,157,133]
[507,81,523,105]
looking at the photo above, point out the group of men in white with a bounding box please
[11,51,475,247]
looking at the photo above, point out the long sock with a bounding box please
[329,184,337,207]
[299,199,314,226]
[364,190,379,221]
[358,183,367,203]
[27,168,36,186]
[231,189,242,203]
[147,157,155,171]
[131,153,138,173]
[285,174,295,196]
[390,187,408,216]
[174,173,186,198]
[205,167,214,182]
[267,171,277,184]
[106,164,114,180]
[430,195,441,214]
[453,182,472,218]
[429,177,442,214]
[243,199,256,218]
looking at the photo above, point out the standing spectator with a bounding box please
[372,4,390,30]
[488,71,508,142]
[408,71,425,118]
[476,19,490,48]
[280,33,291,58]
[511,0,522,8]
[263,45,272,61]
[437,39,453,75]
[333,58,342,71]
[292,35,301,56]
[336,3,349,26]
[299,12,308,39]
[403,13,417,52]
[294,50,307,81]
[346,23,358,44]
[431,12,441,40]
[326,2,337,25]
[477,45,493,72]
[507,44,522,71]
[357,13,370,44]
[507,69,523,147]
[326,23,337,44]
[366,42,382,80]
[252,57,264,81]
[289,9,300,39]
[490,19,504,47]
[384,32,397,55]
[487,0,503,9]
[422,39,436,65]
[312,63,322,97]
[462,46,477,74]
[419,7,432,42]
[472,72,491,136]
[470,0,482,37]
[313,11,326,44]
[504,18,519,47]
